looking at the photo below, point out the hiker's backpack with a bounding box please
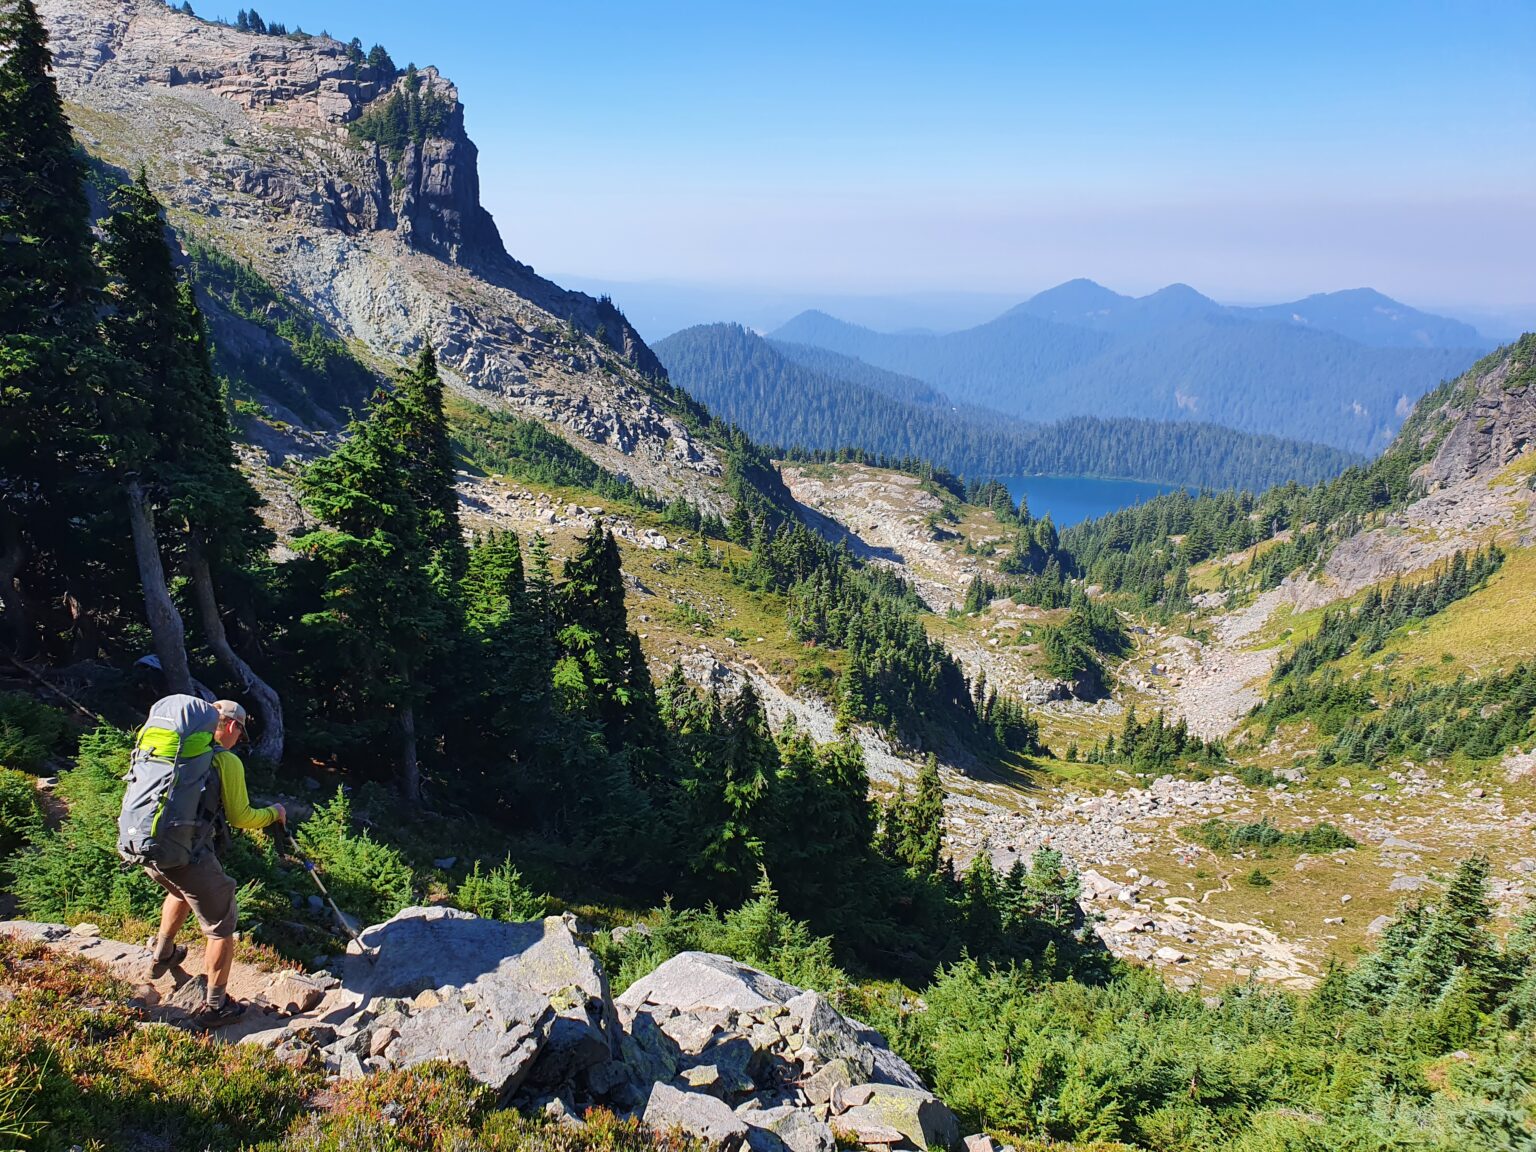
[117,694,224,870]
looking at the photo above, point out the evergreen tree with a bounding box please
[296,365,456,799]
[96,177,284,753]
[1392,855,1499,1012]
[894,755,945,877]
[0,0,105,656]
[96,176,202,695]
[458,530,551,791]
[553,522,659,759]
[960,849,1003,956]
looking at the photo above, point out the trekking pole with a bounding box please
[284,827,377,965]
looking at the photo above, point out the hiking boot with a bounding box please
[149,943,188,977]
[191,998,247,1030]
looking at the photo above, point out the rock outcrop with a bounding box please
[1413,335,1536,489]
[2,915,962,1151]
[38,0,726,510]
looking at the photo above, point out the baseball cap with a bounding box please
[214,700,249,728]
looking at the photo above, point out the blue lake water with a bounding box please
[1001,475,1185,527]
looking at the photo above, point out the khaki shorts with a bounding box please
[144,853,238,939]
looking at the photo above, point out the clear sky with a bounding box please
[215,1,1532,308]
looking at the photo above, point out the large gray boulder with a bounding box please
[617,953,926,1093]
[745,1105,837,1152]
[348,907,617,1091]
[643,1082,750,1149]
[785,992,925,1091]
[390,986,548,1097]
[618,952,802,1015]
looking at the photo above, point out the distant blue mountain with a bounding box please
[771,281,1489,453]
[1232,287,1487,349]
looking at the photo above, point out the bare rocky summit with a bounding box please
[39,0,731,510]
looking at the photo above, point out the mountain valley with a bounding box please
[4,2,1536,1149]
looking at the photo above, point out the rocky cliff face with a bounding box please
[1413,335,1536,489]
[39,0,712,505]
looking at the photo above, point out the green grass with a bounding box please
[1330,545,1536,681]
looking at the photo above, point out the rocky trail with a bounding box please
[1,910,984,1152]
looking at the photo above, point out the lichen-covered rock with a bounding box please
[643,1082,750,1150]
[390,988,547,1098]
[838,1086,961,1151]
[618,953,803,1016]
[745,1106,837,1152]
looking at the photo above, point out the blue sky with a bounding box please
[217,1,1531,308]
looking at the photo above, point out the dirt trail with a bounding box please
[0,921,355,1046]
[1162,896,1320,987]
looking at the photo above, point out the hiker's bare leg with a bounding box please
[204,934,235,997]
[154,894,190,960]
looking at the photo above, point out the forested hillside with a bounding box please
[773,287,1485,452]
[657,323,1361,490]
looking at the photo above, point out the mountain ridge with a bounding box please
[39,0,727,507]
[656,322,1364,490]
[772,287,1486,453]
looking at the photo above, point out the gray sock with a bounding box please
[206,983,228,1009]
[153,936,176,962]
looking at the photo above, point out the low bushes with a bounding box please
[8,727,163,925]
[452,855,548,922]
[294,788,415,926]
[0,693,72,773]
[1183,817,1357,856]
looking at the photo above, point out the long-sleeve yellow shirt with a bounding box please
[213,750,279,830]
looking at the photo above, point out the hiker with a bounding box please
[117,695,285,1028]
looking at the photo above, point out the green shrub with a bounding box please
[1184,818,1357,856]
[0,692,72,772]
[9,727,163,924]
[0,767,43,860]
[597,875,848,999]
[294,788,415,925]
[452,856,548,922]
[1238,763,1279,788]
[1244,868,1273,889]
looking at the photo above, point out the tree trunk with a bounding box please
[187,536,285,763]
[0,506,30,656]
[65,592,99,663]
[124,478,192,695]
[398,661,420,802]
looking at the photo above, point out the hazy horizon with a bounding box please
[198,1,1534,313]
[552,274,1536,344]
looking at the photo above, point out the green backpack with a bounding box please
[117,694,223,870]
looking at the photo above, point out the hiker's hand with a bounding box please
[271,803,287,826]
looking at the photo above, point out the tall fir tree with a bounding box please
[0,0,107,656]
[96,177,283,749]
[296,360,457,799]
